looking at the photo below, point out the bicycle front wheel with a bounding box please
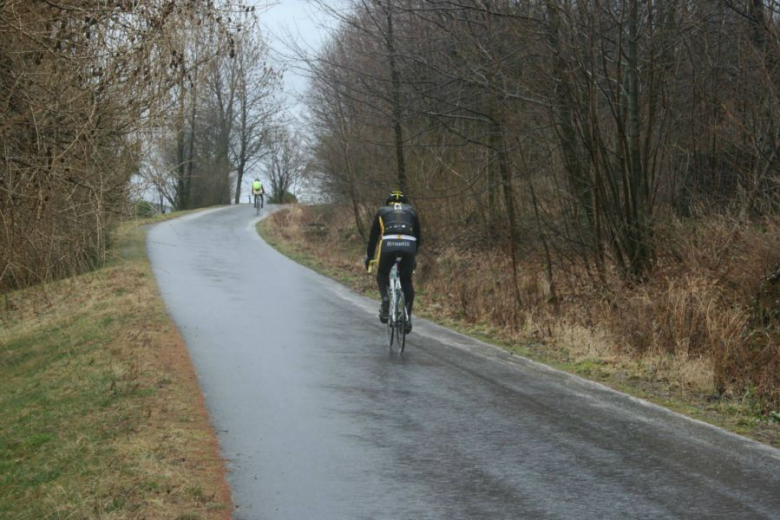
[386,316,394,348]
[386,292,395,350]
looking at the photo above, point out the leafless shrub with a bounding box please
[296,0,780,410]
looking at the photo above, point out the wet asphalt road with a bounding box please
[147,206,780,520]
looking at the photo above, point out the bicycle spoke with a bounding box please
[397,291,406,353]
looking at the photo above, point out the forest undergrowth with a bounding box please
[260,204,780,448]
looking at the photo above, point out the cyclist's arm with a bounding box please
[366,214,381,259]
[413,213,422,250]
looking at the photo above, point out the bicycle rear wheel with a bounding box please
[396,291,406,353]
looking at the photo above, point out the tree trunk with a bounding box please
[545,0,594,231]
[175,86,187,210]
[385,2,407,192]
[493,118,522,309]
[626,0,653,278]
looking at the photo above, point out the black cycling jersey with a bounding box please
[366,203,422,260]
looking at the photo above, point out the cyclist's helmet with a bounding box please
[386,190,408,205]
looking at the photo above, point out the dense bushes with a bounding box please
[303,1,780,410]
[0,1,235,292]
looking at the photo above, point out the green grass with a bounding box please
[0,211,231,519]
[1,307,143,516]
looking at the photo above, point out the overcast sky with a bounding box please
[258,0,336,114]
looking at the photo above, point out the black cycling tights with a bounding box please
[376,252,416,315]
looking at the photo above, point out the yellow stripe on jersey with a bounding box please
[374,216,385,263]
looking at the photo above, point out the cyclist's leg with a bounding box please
[376,250,393,321]
[376,250,396,298]
[376,250,393,301]
[398,252,416,316]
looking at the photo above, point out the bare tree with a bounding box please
[264,127,307,203]
[231,31,282,204]
[153,6,281,210]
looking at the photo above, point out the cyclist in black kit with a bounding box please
[364,191,422,333]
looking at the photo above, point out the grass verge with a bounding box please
[258,205,780,449]
[0,211,232,519]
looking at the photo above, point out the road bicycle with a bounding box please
[253,193,264,215]
[368,256,409,353]
[385,257,408,353]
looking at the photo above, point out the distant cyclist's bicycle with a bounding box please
[253,193,264,215]
[386,257,408,353]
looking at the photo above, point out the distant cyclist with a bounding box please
[364,191,421,333]
[252,178,265,208]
